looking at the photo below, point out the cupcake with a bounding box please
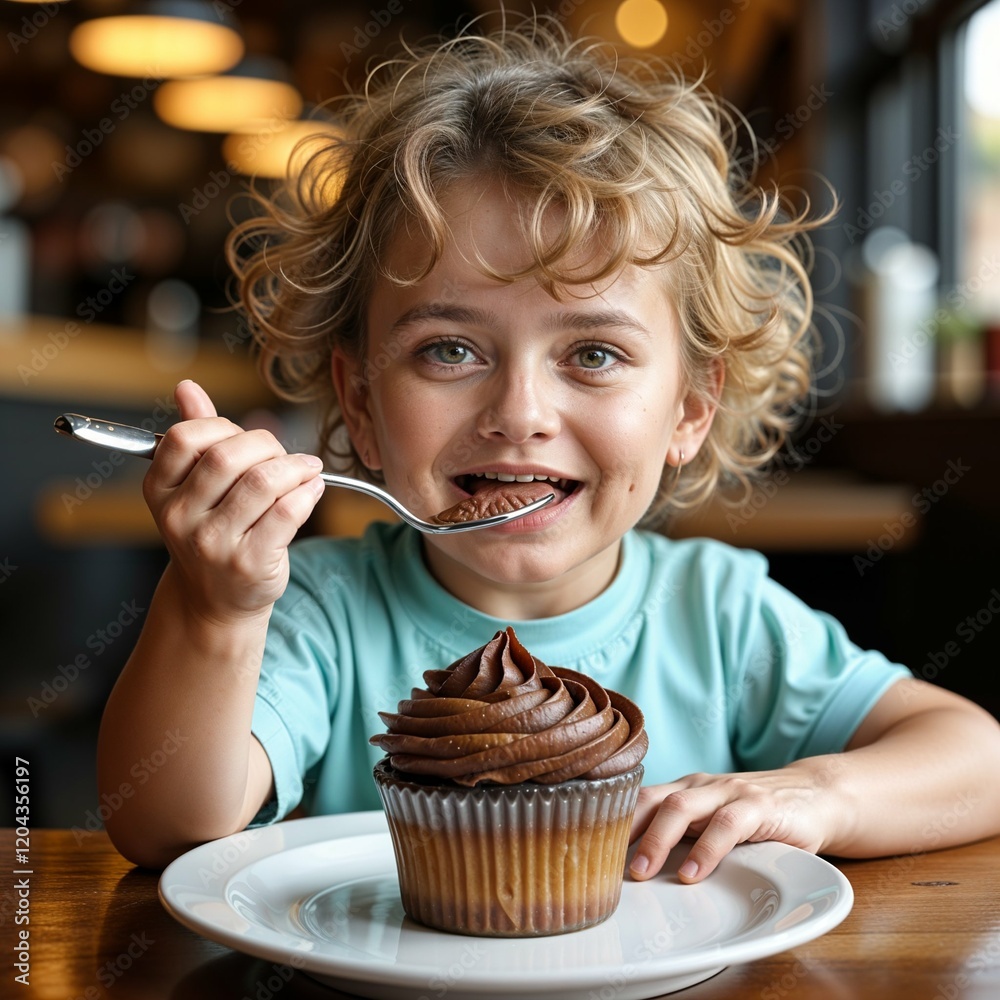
[369,626,647,937]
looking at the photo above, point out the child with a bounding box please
[98,15,1000,877]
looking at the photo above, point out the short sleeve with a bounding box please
[729,573,912,770]
[247,570,339,827]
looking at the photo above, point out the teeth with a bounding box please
[470,471,571,486]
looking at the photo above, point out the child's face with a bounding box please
[334,179,716,615]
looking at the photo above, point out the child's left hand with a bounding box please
[628,678,1000,884]
[627,757,844,884]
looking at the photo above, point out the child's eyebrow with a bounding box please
[389,303,499,333]
[544,309,652,339]
[388,303,651,339]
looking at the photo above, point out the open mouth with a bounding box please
[454,472,580,504]
[432,472,581,525]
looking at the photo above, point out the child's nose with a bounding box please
[475,370,561,443]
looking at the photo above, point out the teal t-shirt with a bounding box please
[249,522,911,825]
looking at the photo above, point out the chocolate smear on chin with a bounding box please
[431,479,554,524]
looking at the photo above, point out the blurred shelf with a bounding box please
[811,409,998,522]
[35,480,398,548]
[670,472,920,552]
[835,394,1000,423]
[0,315,274,411]
[315,490,398,538]
[36,468,919,553]
[318,473,923,554]
[36,478,160,547]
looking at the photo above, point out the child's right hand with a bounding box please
[143,379,326,626]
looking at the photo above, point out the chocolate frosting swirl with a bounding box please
[369,627,648,786]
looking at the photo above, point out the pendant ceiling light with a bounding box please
[154,58,302,133]
[615,0,669,49]
[70,2,244,79]
[222,118,342,183]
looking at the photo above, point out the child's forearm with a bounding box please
[630,680,1000,882]
[97,562,274,868]
[817,691,1000,858]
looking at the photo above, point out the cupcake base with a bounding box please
[373,759,643,937]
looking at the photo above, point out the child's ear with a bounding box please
[669,360,723,467]
[331,348,383,471]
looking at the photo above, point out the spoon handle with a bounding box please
[54,411,556,535]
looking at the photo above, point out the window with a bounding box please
[957,0,1000,318]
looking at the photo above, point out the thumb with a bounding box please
[174,379,218,421]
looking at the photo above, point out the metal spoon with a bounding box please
[53,413,554,535]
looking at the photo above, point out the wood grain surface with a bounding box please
[1,829,998,999]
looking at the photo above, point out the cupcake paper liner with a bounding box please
[373,759,643,937]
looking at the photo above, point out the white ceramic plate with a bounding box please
[159,812,852,1000]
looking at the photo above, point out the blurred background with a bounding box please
[1,0,998,828]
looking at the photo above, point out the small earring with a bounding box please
[674,448,685,488]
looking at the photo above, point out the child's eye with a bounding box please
[569,343,624,372]
[578,348,611,369]
[420,340,478,366]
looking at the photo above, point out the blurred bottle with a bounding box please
[860,227,939,411]
[935,308,985,408]
[145,279,200,371]
[986,319,1000,401]
[0,157,30,333]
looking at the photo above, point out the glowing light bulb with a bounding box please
[615,0,669,49]
[70,8,243,79]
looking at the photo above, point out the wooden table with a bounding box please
[3,829,999,999]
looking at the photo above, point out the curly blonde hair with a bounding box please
[227,14,833,525]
